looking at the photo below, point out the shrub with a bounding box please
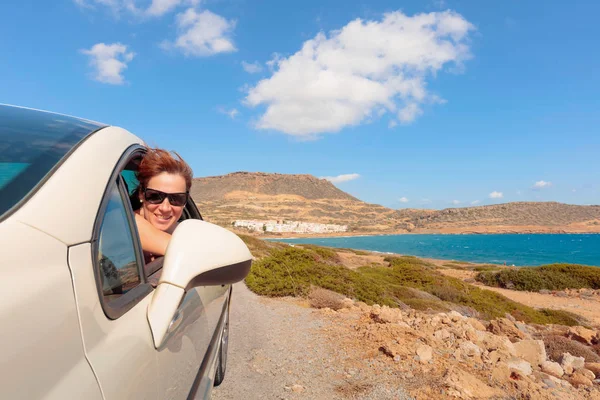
[338,247,371,256]
[298,244,341,264]
[542,334,600,363]
[403,298,450,312]
[245,246,581,325]
[308,287,345,310]
[475,263,600,291]
[237,234,287,258]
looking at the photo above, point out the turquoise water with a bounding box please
[270,234,600,267]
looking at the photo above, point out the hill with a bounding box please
[191,171,358,201]
[191,172,600,234]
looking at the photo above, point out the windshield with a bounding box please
[0,105,105,219]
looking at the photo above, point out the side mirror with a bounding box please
[147,220,252,348]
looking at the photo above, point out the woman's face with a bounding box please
[140,172,187,232]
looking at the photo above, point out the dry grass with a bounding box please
[308,287,346,311]
[542,334,600,363]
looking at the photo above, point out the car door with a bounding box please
[121,166,229,399]
[69,149,227,400]
[68,176,159,399]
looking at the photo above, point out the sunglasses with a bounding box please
[143,188,189,207]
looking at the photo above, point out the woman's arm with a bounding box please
[134,213,172,256]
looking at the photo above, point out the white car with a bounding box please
[0,105,252,399]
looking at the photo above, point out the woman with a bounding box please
[133,147,193,263]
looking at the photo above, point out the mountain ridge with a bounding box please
[191,172,600,233]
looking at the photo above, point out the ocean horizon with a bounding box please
[268,233,600,267]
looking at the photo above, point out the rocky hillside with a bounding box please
[191,172,600,233]
[191,171,358,201]
[407,202,600,233]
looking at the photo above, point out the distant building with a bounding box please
[233,219,348,234]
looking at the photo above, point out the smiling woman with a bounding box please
[132,147,194,263]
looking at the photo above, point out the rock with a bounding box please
[416,344,433,363]
[487,318,528,341]
[459,341,482,358]
[491,362,510,383]
[341,298,354,309]
[444,368,505,399]
[585,362,600,377]
[561,353,585,375]
[480,332,516,356]
[539,289,551,294]
[291,384,304,393]
[542,378,556,388]
[370,307,402,324]
[433,328,453,341]
[567,326,598,346]
[507,357,533,377]
[486,351,502,364]
[448,310,465,322]
[569,372,593,387]
[514,322,533,336]
[513,339,547,367]
[541,361,564,378]
[576,368,596,381]
[466,318,486,331]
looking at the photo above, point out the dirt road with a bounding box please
[211,283,412,400]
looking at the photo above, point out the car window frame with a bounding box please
[91,144,152,320]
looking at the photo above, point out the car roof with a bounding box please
[0,103,107,132]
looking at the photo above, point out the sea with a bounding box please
[269,234,600,267]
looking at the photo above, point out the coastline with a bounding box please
[254,229,600,239]
[255,232,600,268]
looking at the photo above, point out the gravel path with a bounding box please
[211,283,412,400]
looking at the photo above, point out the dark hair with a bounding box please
[135,147,193,195]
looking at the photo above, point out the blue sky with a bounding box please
[1,0,599,209]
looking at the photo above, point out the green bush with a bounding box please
[245,246,580,325]
[476,263,600,291]
[298,244,341,263]
[237,234,288,258]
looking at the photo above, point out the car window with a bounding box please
[97,180,143,303]
[0,105,105,220]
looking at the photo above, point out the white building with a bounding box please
[233,219,347,234]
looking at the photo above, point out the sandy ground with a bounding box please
[212,282,412,400]
[439,268,600,327]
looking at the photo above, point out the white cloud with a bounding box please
[398,103,424,124]
[218,107,239,119]
[471,200,480,205]
[242,61,263,74]
[532,180,552,189]
[451,200,461,205]
[74,0,200,17]
[244,10,474,137]
[81,43,135,85]
[399,197,409,203]
[74,0,139,15]
[320,173,360,184]
[162,8,237,56]
[146,0,182,16]
[489,191,503,199]
[388,120,398,128]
